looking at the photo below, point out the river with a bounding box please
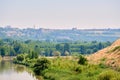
[0,60,41,80]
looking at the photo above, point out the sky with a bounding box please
[0,0,120,29]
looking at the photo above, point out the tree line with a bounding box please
[0,38,111,57]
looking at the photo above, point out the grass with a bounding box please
[41,57,120,80]
[98,70,120,80]
[113,46,120,51]
[106,46,120,54]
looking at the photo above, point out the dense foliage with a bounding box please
[33,58,51,75]
[0,38,111,57]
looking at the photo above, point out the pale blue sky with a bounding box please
[0,0,120,29]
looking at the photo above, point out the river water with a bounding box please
[0,60,40,80]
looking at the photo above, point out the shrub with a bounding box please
[33,58,51,75]
[75,66,82,73]
[13,58,18,63]
[78,55,87,65]
[16,54,24,62]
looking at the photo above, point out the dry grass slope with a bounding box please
[87,39,120,68]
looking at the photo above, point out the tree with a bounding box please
[44,48,50,56]
[0,39,4,46]
[28,51,38,59]
[34,52,38,58]
[33,58,51,75]
[56,44,61,51]
[98,42,103,49]
[56,44,64,54]
[9,47,16,56]
[13,42,21,53]
[34,45,40,55]
[0,47,6,57]
[79,45,86,54]
[64,43,70,55]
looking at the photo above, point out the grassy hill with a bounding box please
[88,39,120,68]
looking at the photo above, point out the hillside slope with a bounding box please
[88,39,120,67]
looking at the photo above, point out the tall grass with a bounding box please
[41,57,120,80]
[98,70,120,80]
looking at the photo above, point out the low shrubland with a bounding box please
[13,54,120,80]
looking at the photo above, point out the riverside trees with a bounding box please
[0,38,111,57]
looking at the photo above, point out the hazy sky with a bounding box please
[0,0,120,29]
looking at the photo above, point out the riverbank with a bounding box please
[0,56,2,61]
[13,54,120,80]
[0,56,16,61]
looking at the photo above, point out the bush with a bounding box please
[13,58,18,63]
[78,55,87,65]
[16,54,24,62]
[33,58,51,75]
[75,65,83,73]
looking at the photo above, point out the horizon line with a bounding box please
[0,26,120,30]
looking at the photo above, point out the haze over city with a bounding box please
[0,0,120,29]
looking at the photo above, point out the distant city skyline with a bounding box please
[0,0,120,29]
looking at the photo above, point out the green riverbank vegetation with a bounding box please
[13,54,120,80]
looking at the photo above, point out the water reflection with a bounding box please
[14,65,25,73]
[0,60,39,80]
